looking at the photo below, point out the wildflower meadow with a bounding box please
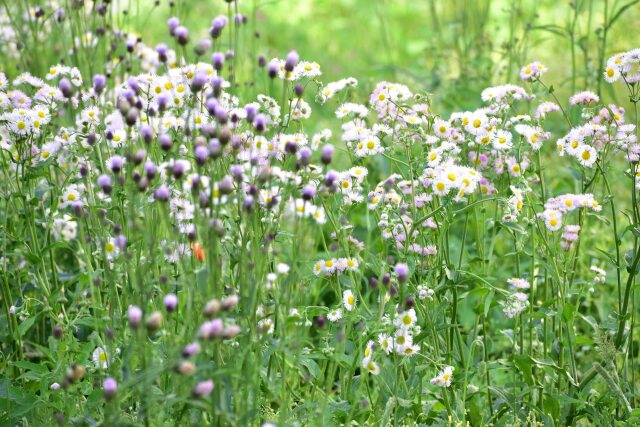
[1,0,640,426]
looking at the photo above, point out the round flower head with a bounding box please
[520,61,548,81]
[128,305,143,328]
[343,290,356,311]
[103,377,117,400]
[394,262,409,283]
[163,293,178,312]
[192,380,214,398]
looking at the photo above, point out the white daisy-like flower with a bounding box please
[343,290,356,311]
[430,366,454,387]
[92,346,109,369]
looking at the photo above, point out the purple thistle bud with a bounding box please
[253,114,267,133]
[53,324,63,339]
[87,133,97,146]
[382,273,391,286]
[93,74,106,94]
[133,149,146,166]
[321,144,334,165]
[109,155,125,174]
[103,377,117,401]
[245,104,257,122]
[194,38,211,56]
[97,174,112,194]
[218,176,234,195]
[234,14,242,25]
[140,125,153,145]
[59,78,73,98]
[285,140,297,154]
[298,146,312,166]
[174,26,189,45]
[194,145,208,166]
[208,139,222,157]
[267,60,279,79]
[302,184,316,201]
[221,295,240,311]
[394,263,409,283]
[157,94,169,112]
[126,39,135,53]
[144,161,157,180]
[154,185,170,202]
[182,342,201,358]
[209,16,226,38]
[205,97,218,115]
[159,134,172,151]
[369,276,379,289]
[230,164,244,181]
[285,50,299,72]
[190,71,208,92]
[55,7,65,22]
[231,135,242,150]
[214,107,228,124]
[294,83,304,97]
[225,50,234,60]
[128,305,143,328]
[199,319,223,339]
[243,195,254,211]
[172,160,186,179]
[163,293,178,312]
[223,325,241,338]
[192,380,214,398]
[115,235,127,250]
[258,55,266,68]
[125,108,138,126]
[156,43,169,62]
[127,77,140,95]
[211,52,225,71]
[405,296,415,309]
[315,315,326,328]
[325,170,338,186]
[167,16,180,35]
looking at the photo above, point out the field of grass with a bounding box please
[1,0,640,425]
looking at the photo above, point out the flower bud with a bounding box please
[192,380,214,398]
[203,299,221,317]
[128,305,143,328]
[146,311,163,332]
[103,377,117,401]
[163,293,178,312]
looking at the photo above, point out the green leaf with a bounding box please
[513,355,534,385]
[18,316,37,337]
[299,357,320,379]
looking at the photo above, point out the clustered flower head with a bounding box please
[604,48,640,84]
[520,61,548,81]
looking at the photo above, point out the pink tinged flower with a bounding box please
[163,293,178,312]
[103,377,117,400]
[394,263,409,283]
[128,305,143,328]
[199,319,224,339]
[192,380,214,398]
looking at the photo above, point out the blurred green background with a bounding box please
[124,0,640,113]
